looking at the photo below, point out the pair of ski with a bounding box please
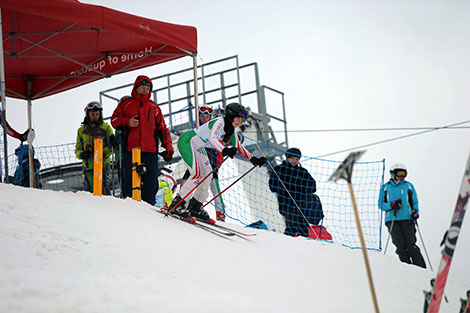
[426,150,470,313]
[156,208,256,239]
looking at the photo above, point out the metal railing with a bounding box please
[98,55,288,153]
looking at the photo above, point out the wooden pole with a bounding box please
[348,182,380,313]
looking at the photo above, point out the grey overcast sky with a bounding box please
[5,0,470,286]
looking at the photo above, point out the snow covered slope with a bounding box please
[0,184,466,313]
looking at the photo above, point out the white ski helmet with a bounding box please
[390,163,407,177]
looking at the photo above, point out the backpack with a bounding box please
[13,145,42,188]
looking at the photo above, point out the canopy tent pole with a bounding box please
[192,54,199,128]
[0,8,10,182]
[27,98,34,187]
[26,77,35,188]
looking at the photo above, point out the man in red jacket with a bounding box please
[111,75,174,205]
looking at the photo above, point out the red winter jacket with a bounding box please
[111,75,172,153]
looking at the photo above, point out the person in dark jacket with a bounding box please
[269,148,323,237]
[111,75,174,205]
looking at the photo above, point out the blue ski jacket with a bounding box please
[378,179,419,223]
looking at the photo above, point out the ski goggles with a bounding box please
[85,101,102,111]
[199,106,213,116]
[394,170,407,178]
[239,111,249,119]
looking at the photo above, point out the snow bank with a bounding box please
[0,184,464,312]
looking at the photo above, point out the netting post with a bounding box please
[132,147,141,201]
[93,137,103,196]
[329,150,380,313]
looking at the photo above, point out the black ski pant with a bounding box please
[386,219,426,268]
[281,207,310,238]
[122,151,158,205]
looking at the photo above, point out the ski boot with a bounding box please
[187,198,213,223]
[166,195,191,219]
[216,210,226,222]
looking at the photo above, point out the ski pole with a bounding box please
[203,165,256,208]
[415,220,433,271]
[119,134,123,198]
[111,141,115,196]
[384,210,397,255]
[166,156,229,215]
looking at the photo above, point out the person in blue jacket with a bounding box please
[379,163,426,268]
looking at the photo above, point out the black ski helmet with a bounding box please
[225,102,248,121]
[285,147,301,159]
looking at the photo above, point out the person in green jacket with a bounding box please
[75,101,114,194]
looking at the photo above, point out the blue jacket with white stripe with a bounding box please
[378,179,419,223]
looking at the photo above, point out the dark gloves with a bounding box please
[20,129,30,142]
[161,143,174,162]
[79,151,92,160]
[222,147,237,159]
[250,156,267,167]
[391,199,402,210]
[411,209,419,220]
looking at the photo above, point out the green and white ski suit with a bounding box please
[177,117,252,202]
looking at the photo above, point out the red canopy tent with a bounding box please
[0,0,199,184]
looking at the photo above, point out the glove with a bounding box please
[162,143,174,162]
[79,151,92,159]
[250,156,267,167]
[391,199,402,210]
[411,209,419,220]
[20,129,30,142]
[222,147,237,159]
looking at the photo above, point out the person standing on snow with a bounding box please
[75,101,114,194]
[111,75,174,205]
[379,163,426,268]
[180,104,227,221]
[269,148,323,237]
[167,102,266,221]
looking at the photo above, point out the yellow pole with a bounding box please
[348,183,380,313]
[132,147,141,201]
[93,137,103,196]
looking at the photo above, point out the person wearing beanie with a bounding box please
[269,147,323,237]
[111,75,174,205]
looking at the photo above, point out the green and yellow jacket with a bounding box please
[75,118,114,170]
